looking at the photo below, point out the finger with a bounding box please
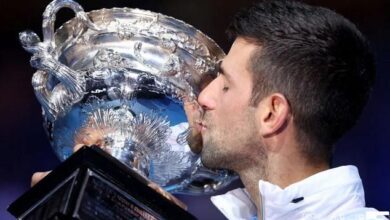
[31,171,51,187]
[73,143,85,153]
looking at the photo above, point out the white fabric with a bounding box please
[211,166,387,220]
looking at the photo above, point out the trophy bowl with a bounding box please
[19,0,236,195]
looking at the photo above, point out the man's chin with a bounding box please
[200,158,216,169]
[200,151,223,169]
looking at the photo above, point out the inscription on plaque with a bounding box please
[78,171,161,220]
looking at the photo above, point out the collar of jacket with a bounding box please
[211,165,366,220]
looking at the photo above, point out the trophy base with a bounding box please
[8,146,196,220]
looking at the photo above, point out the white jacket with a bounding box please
[211,166,387,220]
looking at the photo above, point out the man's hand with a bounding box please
[31,126,107,187]
[31,171,50,187]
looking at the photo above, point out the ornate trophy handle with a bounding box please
[19,0,92,121]
[42,0,99,50]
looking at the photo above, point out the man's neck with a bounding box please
[238,167,265,219]
[237,156,329,218]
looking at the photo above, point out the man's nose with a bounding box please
[197,79,217,111]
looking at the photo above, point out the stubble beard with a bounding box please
[200,109,266,172]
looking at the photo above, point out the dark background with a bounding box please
[0,0,389,219]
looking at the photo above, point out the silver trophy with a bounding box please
[16,0,234,205]
[9,0,237,218]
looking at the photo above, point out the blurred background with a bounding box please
[0,0,388,219]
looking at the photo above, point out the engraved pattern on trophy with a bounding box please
[19,0,236,195]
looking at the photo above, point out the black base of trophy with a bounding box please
[8,146,196,220]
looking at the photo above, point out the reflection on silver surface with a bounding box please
[20,0,236,194]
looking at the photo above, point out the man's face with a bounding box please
[197,38,263,170]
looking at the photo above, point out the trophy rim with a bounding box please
[53,7,225,62]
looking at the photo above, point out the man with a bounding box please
[186,0,386,219]
[32,1,384,219]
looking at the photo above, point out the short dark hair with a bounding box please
[227,0,375,161]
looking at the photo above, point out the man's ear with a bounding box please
[256,93,290,138]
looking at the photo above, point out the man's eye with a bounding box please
[222,86,229,92]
